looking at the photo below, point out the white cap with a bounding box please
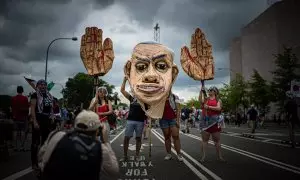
[74,110,101,131]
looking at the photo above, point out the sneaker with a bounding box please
[177,154,183,162]
[164,154,172,160]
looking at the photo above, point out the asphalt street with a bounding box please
[1,125,300,180]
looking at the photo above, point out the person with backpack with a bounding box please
[89,87,114,142]
[37,110,119,180]
[198,86,225,162]
[119,76,147,161]
[159,92,183,161]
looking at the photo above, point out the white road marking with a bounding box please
[221,131,297,148]
[262,139,272,142]
[152,129,223,180]
[151,130,210,180]
[183,133,300,175]
[2,129,125,180]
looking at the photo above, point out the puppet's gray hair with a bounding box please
[136,41,175,60]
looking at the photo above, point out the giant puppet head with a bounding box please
[124,41,179,119]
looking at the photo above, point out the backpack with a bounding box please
[169,93,178,113]
[41,130,102,180]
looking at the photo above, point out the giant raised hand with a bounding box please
[80,27,114,76]
[180,28,214,81]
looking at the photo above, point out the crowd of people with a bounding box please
[2,41,299,179]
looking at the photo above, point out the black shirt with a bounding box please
[31,92,52,115]
[126,95,146,122]
[182,108,192,120]
[247,108,258,121]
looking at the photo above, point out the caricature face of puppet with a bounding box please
[126,43,178,105]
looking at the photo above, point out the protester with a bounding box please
[160,93,183,161]
[52,98,61,130]
[199,86,225,162]
[181,107,192,133]
[284,91,300,148]
[247,105,258,133]
[89,86,113,142]
[38,110,119,180]
[30,80,54,171]
[120,76,147,161]
[11,86,29,151]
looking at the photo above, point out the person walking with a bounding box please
[198,86,225,162]
[284,91,300,148]
[247,105,258,133]
[160,92,183,161]
[120,77,147,161]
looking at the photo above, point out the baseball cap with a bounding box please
[74,110,101,131]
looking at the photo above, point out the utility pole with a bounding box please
[154,23,160,43]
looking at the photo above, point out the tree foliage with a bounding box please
[228,73,249,112]
[271,47,300,111]
[248,69,271,114]
[62,73,116,109]
[185,97,201,109]
[218,84,231,112]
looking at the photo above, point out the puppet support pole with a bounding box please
[148,119,152,159]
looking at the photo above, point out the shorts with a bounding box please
[125,120,144,138]
[205,123,221,134]
[159,119,177,129]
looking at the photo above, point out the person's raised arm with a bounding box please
[89,91,99,111]
[120,77,131,100]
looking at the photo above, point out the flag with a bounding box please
[47,81,55,91]
[24,76,37,91]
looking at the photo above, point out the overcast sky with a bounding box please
[0,0,268,103]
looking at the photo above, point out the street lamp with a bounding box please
[45,37,78,82]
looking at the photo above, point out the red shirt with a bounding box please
[98,104,108,122]
[11,94,29,121]
[202,98,220,116]
[162,100,176,120]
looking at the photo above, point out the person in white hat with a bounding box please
[37,110,119,180]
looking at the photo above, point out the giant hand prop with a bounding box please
[124,42,179,119]
[180,28,214,81]
[80,27,114,76]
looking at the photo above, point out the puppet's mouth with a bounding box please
[137,84,163,94]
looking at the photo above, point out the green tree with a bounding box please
[185,97,201,109]
[62,73,115,109]
[271,47,300,111]
[249,69,271,115]
[228,73,249,113]
[219,84,231,112]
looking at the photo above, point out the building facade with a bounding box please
[229,0,300,117]
[230,0,300,81]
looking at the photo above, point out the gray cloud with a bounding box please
[0,0,267,101]
[115,0,267,51]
